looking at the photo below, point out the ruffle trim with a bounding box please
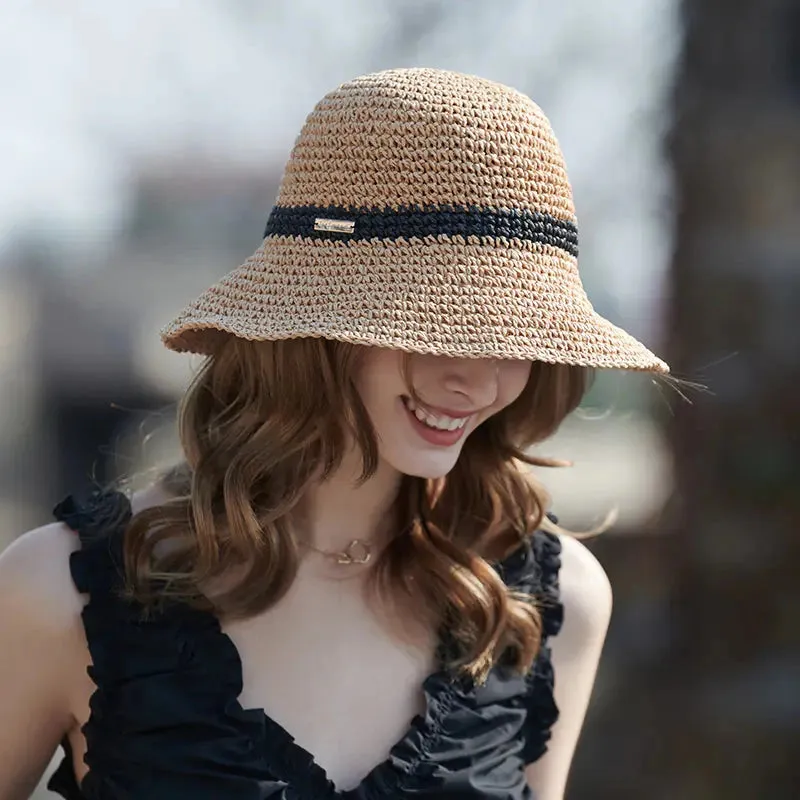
[51,490,563,798]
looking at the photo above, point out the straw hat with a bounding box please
[161,68,668,374]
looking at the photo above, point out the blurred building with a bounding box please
[0,165,280,545]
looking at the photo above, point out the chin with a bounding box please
[392,452,462,480]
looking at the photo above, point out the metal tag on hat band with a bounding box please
[314,217,355,234]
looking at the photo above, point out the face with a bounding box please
[353,348,532,479]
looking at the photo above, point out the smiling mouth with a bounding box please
[401,396,473,432]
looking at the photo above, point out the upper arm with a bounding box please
[0,523,87,799]
[525,534,613,800]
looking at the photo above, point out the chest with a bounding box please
[221,568,437,790]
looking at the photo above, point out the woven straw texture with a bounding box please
[161,68,668,374]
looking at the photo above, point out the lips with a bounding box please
[401,396,472,447]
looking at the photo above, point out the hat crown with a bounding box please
[276,68,576,220]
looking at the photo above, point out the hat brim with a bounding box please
[161,236,669,375]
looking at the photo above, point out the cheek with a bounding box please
[498,362,532,408]
[354,352,407,424]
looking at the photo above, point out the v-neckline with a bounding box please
[209,616,459,798]
[199,540,536,796]
[202,539,534,796]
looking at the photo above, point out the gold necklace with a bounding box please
[303,538,373,565]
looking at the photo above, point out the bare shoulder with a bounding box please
[555,533,613,642]
[0,520,86,633]
[523,534,613,797]
[0,523,92,795]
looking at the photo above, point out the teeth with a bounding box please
[405,398,469,431]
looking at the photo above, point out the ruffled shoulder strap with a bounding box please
[53,489,133,597]
[51,489,337,798]
[496,514,564,765]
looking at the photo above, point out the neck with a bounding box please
[296,443,403,556]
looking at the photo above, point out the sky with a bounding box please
[0,0,679,330]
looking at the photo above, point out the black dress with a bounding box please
[47,490,563,799]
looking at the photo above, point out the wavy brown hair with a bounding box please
[123,337,591,682]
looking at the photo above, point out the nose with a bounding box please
[441,358,499,408]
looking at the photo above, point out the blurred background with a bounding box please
[0,0,797,797]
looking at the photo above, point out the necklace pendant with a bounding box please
[336,539,372,565]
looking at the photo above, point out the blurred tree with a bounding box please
[569,0,800,798]
[656,0,800,794]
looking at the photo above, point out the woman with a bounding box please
[0,68,668,799]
